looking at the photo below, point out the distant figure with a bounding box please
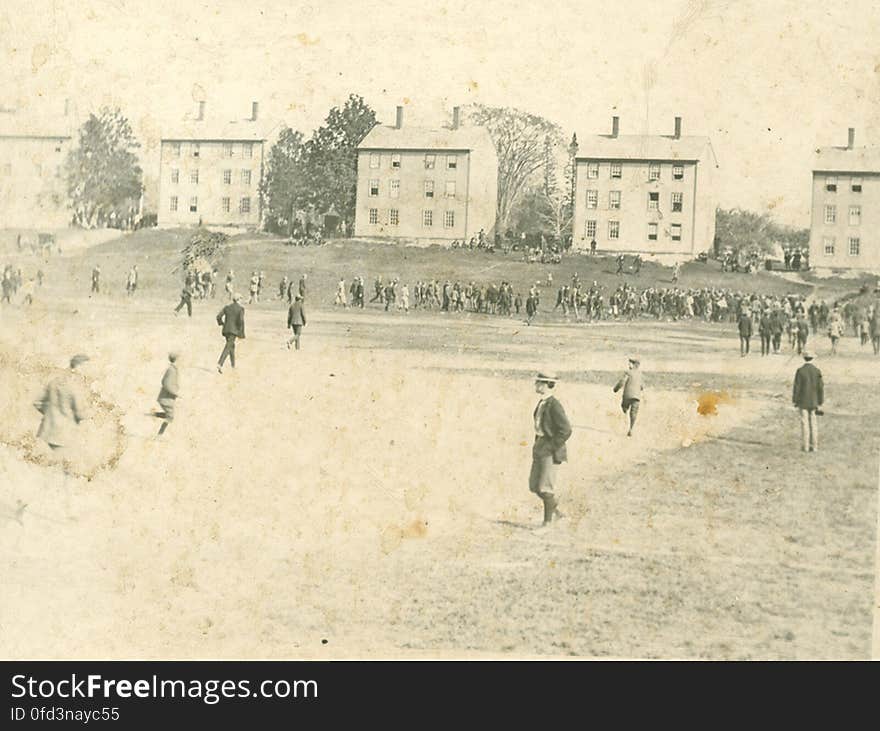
[613,356,644,436]
[529,372,572,528]
[126,265,138,296]
[335,278,347,307]
[298,273,308,299]
[20,277,35,306]
[248,271,259,304]
[36,269,44,287]
[156,352,180,436]
[286,294,307,350]
[91,265,101,294]
[671,261,681,284]
[615,254,625,276]
[870,307,880,356]
[590,239,597,256]
[792,350,823,453]
[34,354,89,450]
[174,276,194,317]
[225,270,235,300]
[217,294,246,373]
[737,311,753,356]
[632,254,642,276]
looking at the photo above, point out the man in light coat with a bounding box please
[613,356,644,436]
[156,352,180,436]
[34,354,89,450]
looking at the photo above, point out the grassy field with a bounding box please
[0,229,877,659]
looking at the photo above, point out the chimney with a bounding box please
[674,116,682,139]
[847,127,855,150]
[611,116,619,138]
[452,106,461,130]
[197,101,205,121]
[251,101,259,121]
[395,105,404,129]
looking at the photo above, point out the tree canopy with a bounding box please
[715,208,809,256]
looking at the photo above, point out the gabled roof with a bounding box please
[813,146,880,174]
[0,112,72,139]
[161,121,267,142]
[358,124,493,152]
[576,134,717,165]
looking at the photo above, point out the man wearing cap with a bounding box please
[792,350,823,452]
[156,352,180,436]
[34,355,89,450]
[613,357,644,436]
[737,310,753,357]
[287,294,307,350]
[216,293,246,373]
[530,372,573,527]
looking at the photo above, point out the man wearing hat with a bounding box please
[529,372,572,527]
[792,350,823,452]
[286,294,307,350]
[613,356,644,436]
[216,293,246,373]
[156,352,180,436]
[34,355,89,450]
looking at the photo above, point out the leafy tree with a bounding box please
[715,208,809,256]
[260,127,308,234]
[463,104,562,231]
[64,107,143,228]
[304,95,377,224]
[536,133,575,243]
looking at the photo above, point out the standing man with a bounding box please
[91,265,101,294]
[286,294,307,351]
[738,310,753,357]
[869,305,880,356]
[792,350,823,453]
[529,372,572,528]
[613,356,644,437]
[34,354,89,451]
[671,261,681,284]
[759,309,773,357]
[590,239,597,256]
[126,265,138,296]
[217,293,246,373]
[298,273,308,300]
[156,352,180,436]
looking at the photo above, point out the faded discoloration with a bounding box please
[696,390,735,416]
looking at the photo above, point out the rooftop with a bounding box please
[161,120,267,142]
[358,124,494,151]
[576,134,716,164]
[813,146,880,173]
[0,112,73,139]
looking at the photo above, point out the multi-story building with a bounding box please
[158,102,265,228]
[809,128,878,271]
[354,106,497,243]
[0,107,73,228]
[572,116,717,258]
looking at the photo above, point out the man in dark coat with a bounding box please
[156,352,180,436]
[286,295,307,350]
[738,311,752,356]
[174,275,195,317]
[529,372,573,527]
[793,350,823,452]
[217,294,246,373]
[758,310,773,356]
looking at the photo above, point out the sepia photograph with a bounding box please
[1,0,879,663]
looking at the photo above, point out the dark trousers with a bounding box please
[760,334,771,356]
[218,334,237,367]
[772,333,782,352]
[175,296,192,316]
[740,335,750,355]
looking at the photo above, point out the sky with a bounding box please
[3,0,880,226]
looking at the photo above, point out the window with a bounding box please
[671,192,683,212]
[824,205,836,224]
[585,220,597,238]
[851,177,862,193]
[390,179,400,198]
[189,197,198,213]
[370,153,380,169]
[369,208,378,224]
[586,190,598,209]
[849,205,861,225]
[673,164,684,180]
[243,143,253,159]
[239,197,251,214]
[648,222,658,241]
[671,223,682,241]
[608,220,620,239]
[825,176,837,192]
[609,191,621,210]
[171,142,181,157]
[171,169,179,184]
[390,209,399,225]
[446,155,457,170]
[610,162,622,178]
[391,153,401,169]
[445,210,455,228]
[648,191,659,210]
[369,179,380,197]
[587,162,599,179]
[849,237,860,256]
[424,154,435,169]
[445,181,456,198]
[424,180,434,198]
[648,163,661,181]
[190,170,199,184]
[222,197,231,213]
[823,236,835,255]
[223,169,232,185]
[192,142,200,158]
[423,210,433,227]
[241,169,251,185]
[223,142,233,158]
[169,196,178,212]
